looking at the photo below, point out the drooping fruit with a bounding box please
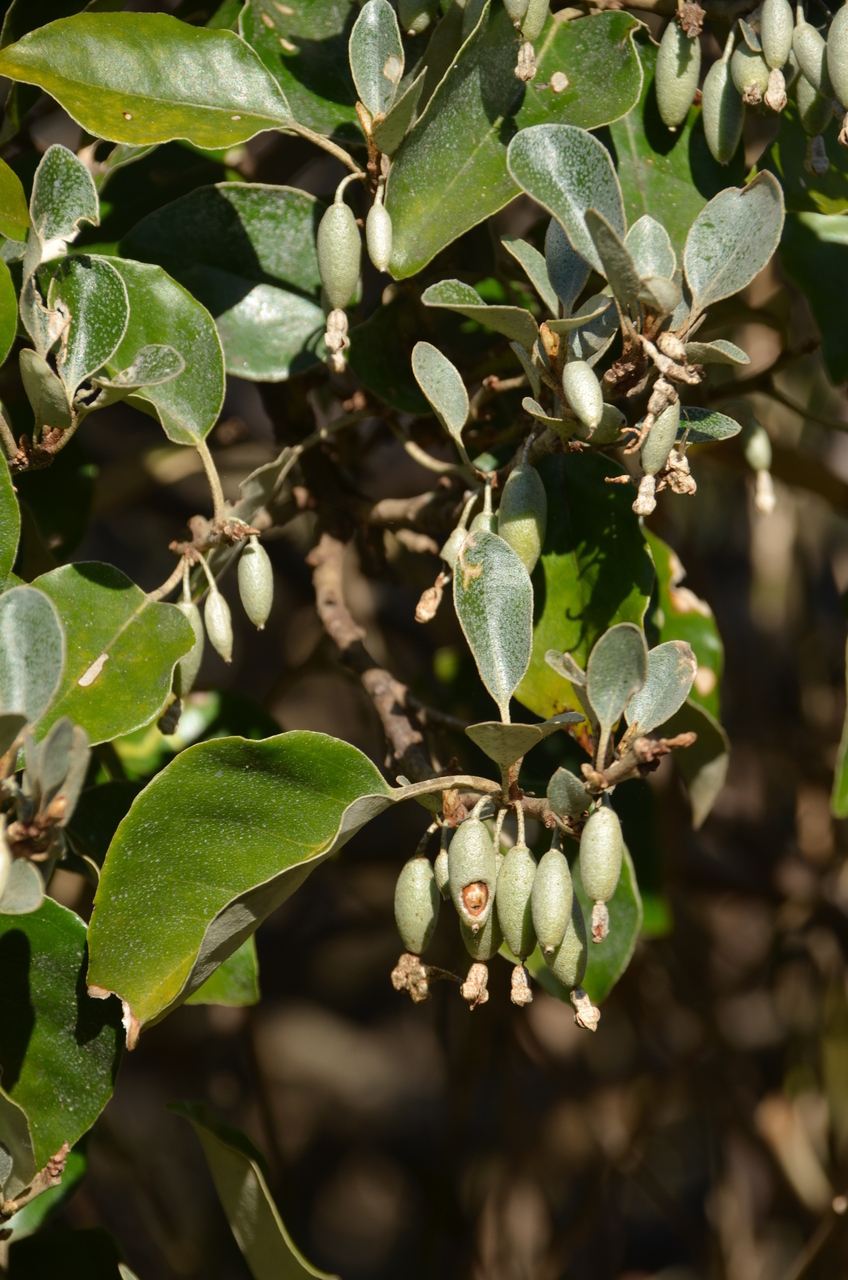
[496,462,547,574]
[655,20,702,129]
[530,846,573,954]
[496,842,538,959]
[561,360,603,430]
[317,196,361,311]
[238,536,273,630]
[394,856,440,954]
[448,816,498,933]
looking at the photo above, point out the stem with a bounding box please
[493,807,508,849]
[197,554,217,596]
[146,557,187,603]
[415,820,439,856]
[286,123,365,174]
[195,438,227,522]
[388,420,470,477]
[0,412,17,461]
[335,170,365,202]
[516,804,525,845]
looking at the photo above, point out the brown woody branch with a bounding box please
[580,732,697,793]
[0,1143,69,1221]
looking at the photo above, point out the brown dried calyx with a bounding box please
[678,0,705,37]
[461,881,489,917]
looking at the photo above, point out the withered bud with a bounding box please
[460,962,489,1008]
[510,964,534,1006]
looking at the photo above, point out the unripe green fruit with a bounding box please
[743,421,772,472]
[579,806,623,904]
[520,0,548,41]
[470,483,497,534]
[204,589,233,664]
[460,909,503,960]
[828,4,848,108]
[531,847,573,954]
[641,398,680,476]
[497,463,547,574]
[366,202,392,273]
[761,0,795,69]
[175,601,204,696]
[448,817,498,933]
[434,847,450,899]
[794,11,832,95]
[440,525,468,566]
[702,53,744,165]
[544,895,587,990]
[398,0,438,34]
[731,44,772,101]
[562,360,603,430]
[496,842,538,959]
[797,71,833,133]
[574,401,627,445]
[394,856,440,954]
[655,21,702,129]
[238,537,273,630]
[317,200,361,311]
[504,0,530,26]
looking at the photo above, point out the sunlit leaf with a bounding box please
[625,640,697,736]
[348,0,404,119]
[186,936,260,1007]
[586,622,648,732]
[47,256,129,400]
[0,454,20,586]
[0,586,64,726]
[421,279,539,348]
[684,171,785,320]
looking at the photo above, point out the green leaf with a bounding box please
[174,1102,336,1280]
[99,257,225,444]
[32,562,194,744]
[0,260,17,369]
[547,766,589,819]
[501,235,559,315]
[87,732,395,1031]
[515,453,654,720]
[659,698,729,829]
[2,1146,86,1243]
[347,295,430,415]
[0,156,29,241]
[29,144,98,250]
[0,898,122,1199]
[349,0,404,119]
[453,530,533,721]
[47,256,129,400]
[465,712,582,770]
[387,9,643,278]
[624,213,675,279]
[684,171,785,320]
[563,294,619,367]
[0,13,292,149]
[0,586,65,726]
[421,279,539,349]
[625,639,696,736]
[19,350,73,434]
[8,1227,124,1279]
[607,33,745,261]
[586,622,648,732]
[684,338,749,366]
[186,936,260,1007]
[545,218,590,315]
[584,208,641,316]
[121,184,324,383]
[371,68,426,155]
[522,396,572,434]
[65,780,143,876]
[239,0,360,138]
[678,405,741,443]
[763,103,848,217]
[644,529,723,719]
[507,124,625,276]
[780,212,848,385]
[92,344,185,390]
[833,637,848,817]
[0,860,44,915]
[411,341,469,444]
[0,453,20,587]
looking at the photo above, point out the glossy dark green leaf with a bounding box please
[32,562,195,744]
[87,732,395,1031]
[0,454,20,586]
[2,1145,86,1243]
[347,295,430,415]
[0,898,122,1199]
[421,279,538,348]
[47,256,129,400]
[678,405,741,443]
[28,144,98,253]
[659,698,728,829]
[349,0,404,119]
[0,156,29,241]
[239,0,360,138]
[516,453,654,720]
[0,586,65,726]
[0,13,292,149]
[586,622,648,732]
[372,68,426,154]
[608,35,746,262]
[780,211,848,385]
[625,639,697,736]
[9,1227,123,1280]
[121,184,325,382]
[387,8,643,277]
[453,530,534,720]
[174,1102,336,1279]
[99,257,225,444]
[186,936,260,1007]
[645,529,723,719]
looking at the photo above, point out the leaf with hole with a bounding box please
[586,622,648,732]
[625,640,697,735]
[411,342,469,445]
[0,586,64,727]
[421,279,539,349]
[684,171,785,320]
[453,530,533,721]
[47,256,129,400]
[349,0,404,119]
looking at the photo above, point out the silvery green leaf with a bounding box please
[0,858,44,915]
[625,640,697,736]
[638,274,681,317]
[545,648,586,686]
[678,406,742,443]
[371,67,426,154]
[565,294,619,367]
[454,530,533,720]
[546,298,610,334]
[624,215,676,280]
[507,124,625,277]
[585,208,641,317]
[92,343,185,390]
[684,339,749,366]
[522,397,574,436]
[684,171,785,320]
[659,698,729,828]
[586,622,648,732]
[0,586,65,726]
[501,236,559,315]
[349,0,404,118]
[466,711,583,769]
[547,766,590,819]
[47,256,130,400]
[739,17,761,50]
[510,342,541,399]
[545,218,590,316]
[23,144,99,280]
[19,349,72,431]
[411,341,468,444]
[421,279,539,349]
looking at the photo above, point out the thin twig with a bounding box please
[404,695,469,732]
[387,420,470,478]
[146,557,186,603]
[285,123,365,174]
[195,438,227,522]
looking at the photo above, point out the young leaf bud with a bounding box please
[497,462,547,574]
[520,0,549,42]
[761,0,795,69]
[561,360,603,430]
[579,806,623,942]
[731,43,772,103]
[448,817,498,933]
[366,201,393,274]
[496,842,538,960]
[175,600,204,696]
[394,856,441,955]
[794,7,832,94]
[702,35,745,165]
[317,196,361,311]
[655,21,702,129]
[204,587,233,664]
[797,71,833,134]
[238,536,273,630]
[460,908,503,961]
[434,846,450,899]
[531,846,573,954]
[641,397,680,476]
[398,0,438,35]
[544,895,588,990]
